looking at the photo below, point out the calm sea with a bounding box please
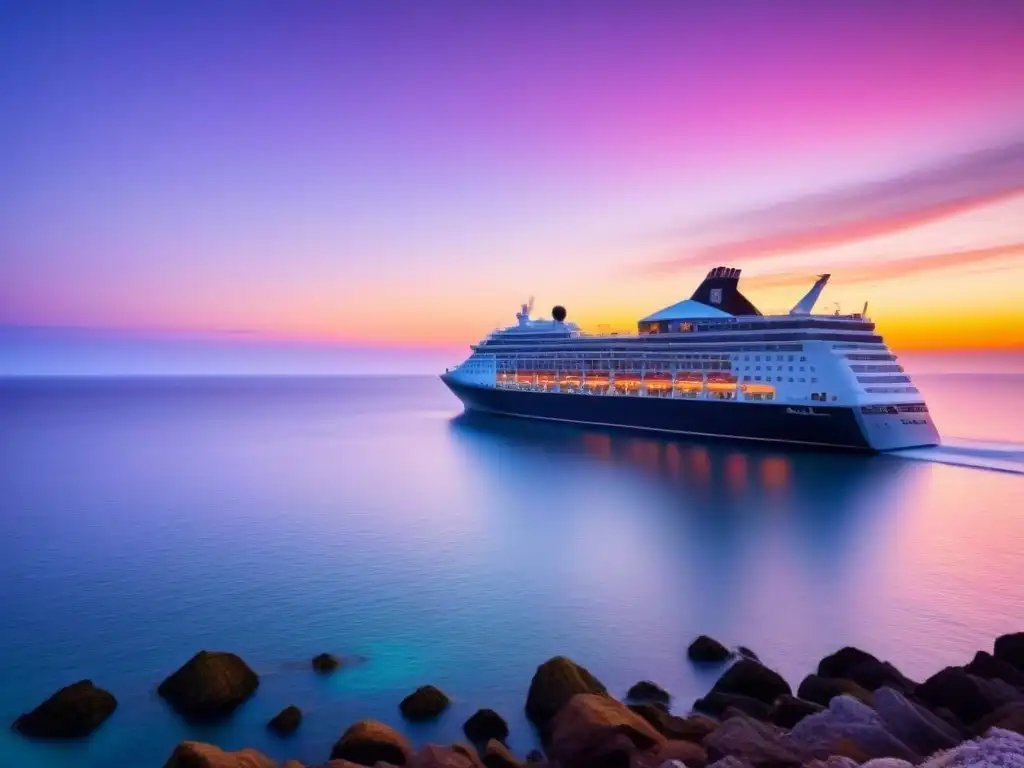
[1,366,1022,767]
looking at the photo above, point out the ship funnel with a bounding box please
[789,274,831,315]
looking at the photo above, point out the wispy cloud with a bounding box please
[648,138,1024,273]
[741,243,1024,289]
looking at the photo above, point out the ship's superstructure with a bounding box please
[441,268,939,451]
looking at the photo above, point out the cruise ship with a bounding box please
[440,268,940,451]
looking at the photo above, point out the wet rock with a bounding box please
[330,719,413,765]
[548,693,664,768]
[705,758,755,768]
[12,680,117,739]
[995,632,1024,671]
[452,743,485,767]
[312,653,341,673]
[970,701,1024,736]
[857,760,913,768]
[965,650,1024,689]
[399,685,450,721]
[267,705,302,736]
[631,704,718,742]
[796,675,874,707]
[628,681,671,706]
[916,666,1012,725]
[525,749,544,763]
[688,636,732,663]
[872,686,961,756]
[525,656,608,732]
[464,708,509,744]
[701,714,804,767]
[693,692,771,721]
[644,739,708,768]
[816,648,915,694]
[709,660,791,705]
[484,739,524,768]
[785,695,919,762]
[162,741,277,768]
[736,647,760,663]
[767,695,823,729]
[803,758,860,768]
[418,744,481,768]
[157,651,259,722]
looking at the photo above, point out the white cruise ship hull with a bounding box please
[441,377,940,452]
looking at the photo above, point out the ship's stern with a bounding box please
[856,404,940,450]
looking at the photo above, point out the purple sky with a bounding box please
[2,0,1023,372]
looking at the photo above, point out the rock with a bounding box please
[688,636,732,663]
[267,705,302,736]
[768,695,823,729]
[965,650,1024,689]
[399,685,450,721]
[484,739,524,768]
[803,758,860,768]
[705,758,755,768]
[157,651,259,722]
[737,647,760,663]
[464,708,509,744]
[628,681,672,705]
[312,653,341,673]
[548,693,664,768]
[816,648,915,693]
[525,749,544,763]
[709,660,791,705]
[796,675,874,707]
[859,760,913,768]
[701,715,804,767]
[631,704,718,742]
[418,744,481,768]
[970,701,1024,736]
[917,727,1024,766]
[916,666,1012,725]
[872,686,962,756]
[693,692,771,721]
[525,656,608,732]
[12,680,117,739]
[330,719,413,765]
[645,739,709,767]
[162,741,277,768]
[785,695,919,762]
[995,632,1024,671]
[452,743,486,767]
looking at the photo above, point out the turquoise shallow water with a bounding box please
[1,373,1022,767]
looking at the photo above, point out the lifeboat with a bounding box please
[644,372,673,392]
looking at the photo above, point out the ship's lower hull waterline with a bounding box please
[441,377,940,452]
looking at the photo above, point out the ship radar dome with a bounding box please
[552,305,567,322]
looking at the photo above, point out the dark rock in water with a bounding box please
[971,702,1024,736]
[709,659,792,704]
[737,646,760,662]
[548,693,663,768]
[688,635,732,663]
[641,739,708,768]
[917,666,1009,725]
[418,744,482,768]
[525,749,544,763]
[796,675,874,707]
[163,741,277,768]
[451,742,485,767]
[267,705,302,736]
[995,632,1024,671]
[786,695,919,762]
[626,680,671,705]
[872,686,962,757]
[769,695,824,729]
[12,680,117,739]
[400,685,451,721]
[157,651,258,722]
[525,656,608,732]
[330,719,413,765]
[966,650,1024,689]
[464,708,509,744]
[630,703,717,742]
[816,647,915,693]
[694,691,771,721]
[312,653,341,673]
[702,714,804,767]
[484,739,524,768]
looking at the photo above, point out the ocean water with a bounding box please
[1,370,1022,767]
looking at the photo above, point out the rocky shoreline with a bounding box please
[11,632,1024,767]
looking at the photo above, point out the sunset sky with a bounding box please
[2,0,1023,373]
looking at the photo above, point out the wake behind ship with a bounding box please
[441,268,940,451]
